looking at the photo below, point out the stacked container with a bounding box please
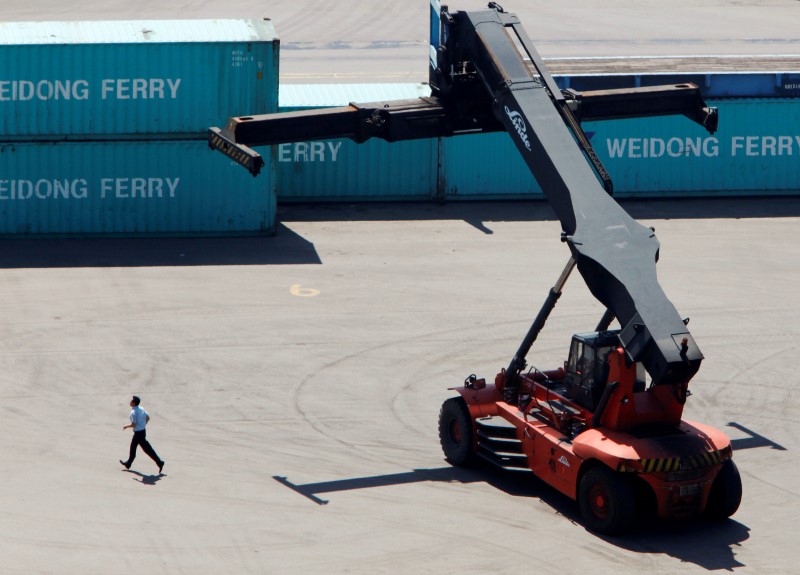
[0,19,279,235]
[275,83,437,202]
[276,76,800,202]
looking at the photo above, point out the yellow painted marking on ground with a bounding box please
[290,284,320,297]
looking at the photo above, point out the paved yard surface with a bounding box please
[0,2,798,573]
[1,198,798,574]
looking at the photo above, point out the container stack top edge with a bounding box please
[0,18,278,45]
[279,83,432,109]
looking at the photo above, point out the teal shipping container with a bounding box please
[0,141,276,236]
[0,19,279,138]
[276,80,800,202]
[441,133,542,199]
[585,98,800,197]
[277,84,436,202]
[276,138,437,202]
[443,98,800,198]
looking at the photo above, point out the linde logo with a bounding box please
[0,78,182,102]
[505,105,531,151]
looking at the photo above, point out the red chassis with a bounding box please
[439,343,741,534]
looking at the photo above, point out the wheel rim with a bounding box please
[589,485,610,520]
[449,419,462,444]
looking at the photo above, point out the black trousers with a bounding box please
[126,429,162,465]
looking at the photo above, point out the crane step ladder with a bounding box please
[475,416,531,472]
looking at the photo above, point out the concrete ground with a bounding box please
[1,198,799,573]
[1,1,799,573]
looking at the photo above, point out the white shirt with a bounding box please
[129,406,149,432]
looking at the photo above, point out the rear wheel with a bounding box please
[438,397,476,466]
[578,466,636,535]
[706,459,742,520]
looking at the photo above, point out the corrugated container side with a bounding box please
[275,138,436,202]
[0,20,279,137]
[557,72,800,99]
[277,83,800,201]
[276,87,436,202]
[586,98,800,196]
[0,140,275,236]
[443,98,800,200]
[441,132,543,199]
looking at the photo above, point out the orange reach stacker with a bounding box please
[210,2,742,534]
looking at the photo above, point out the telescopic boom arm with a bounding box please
[209,2,716,388]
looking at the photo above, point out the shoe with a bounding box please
[119,460,131,470]
[158,460,165,474]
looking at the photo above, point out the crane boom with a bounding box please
[209,2,715,388]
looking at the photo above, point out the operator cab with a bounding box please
[564,330,646,411]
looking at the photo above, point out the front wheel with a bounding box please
[438,397,477,466]
[578,466,636,535]
[706,459,743,520]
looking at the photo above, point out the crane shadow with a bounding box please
[278,196,800,229]
[4,197,797,268]
[728,421,787,451]
[606,517,750,571]
[273,463,748,571]
[273,466,484,506]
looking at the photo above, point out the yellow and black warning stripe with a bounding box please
[683,449,725,469]
[640,457,681,473]
[618,449,730,473]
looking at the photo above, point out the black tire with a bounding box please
[706,459,743,520]
[438,397,476,466]
[578,466,636,535]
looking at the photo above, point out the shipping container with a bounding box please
[276,138,437,202]
[586,98,800,197]
[0,139,276,236]
[277,83,436,202]
[0,19,279,138]
[558,71,800,99]
[440,132,542,199]
[442,98,800,199]
[275,81,800,202]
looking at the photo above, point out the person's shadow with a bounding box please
[123,469,165,485]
